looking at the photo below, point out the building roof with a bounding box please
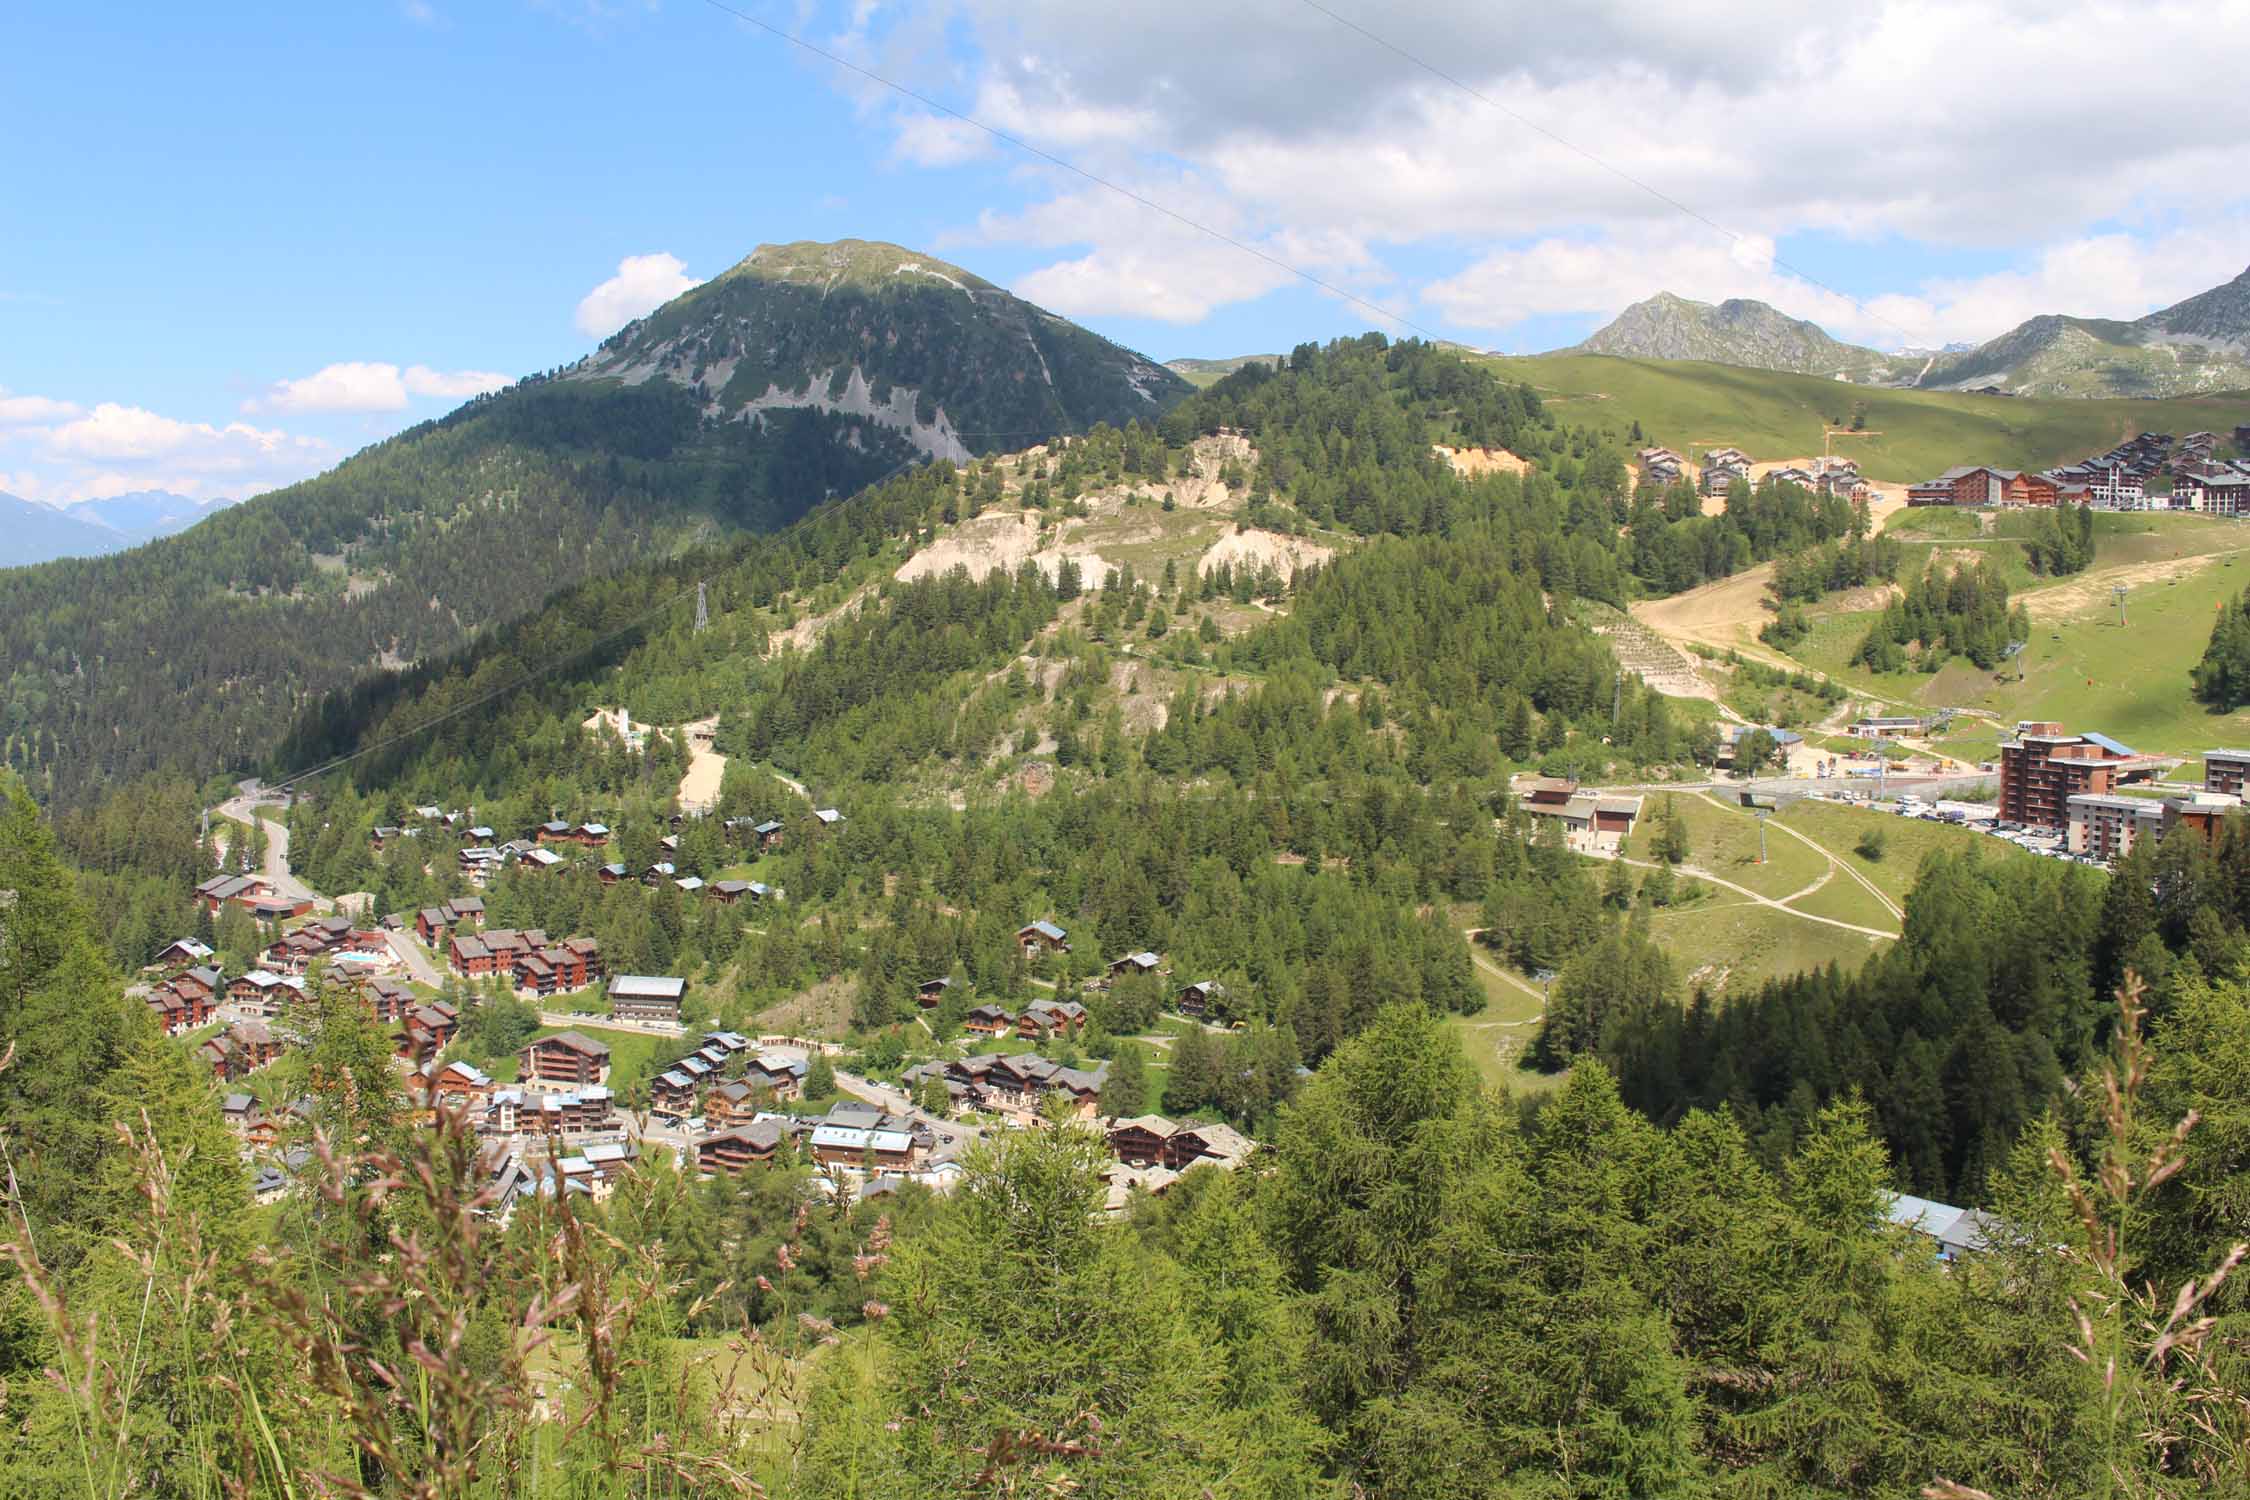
[1023,919,1067,941]
[610,974,686,1001]
[704,1120,784,1151]
[535,1030,611,1059]
[2082,731,2140,757]
[810,1124,913,1153]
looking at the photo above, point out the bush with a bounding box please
[1855,828,1887,862]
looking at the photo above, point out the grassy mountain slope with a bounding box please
[1165,355,1280,389]
[1492,351,2250,480]
[1763,508,2250,760]
[0,240,1190,807]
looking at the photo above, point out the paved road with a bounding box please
[214,788,326,911]
[387,931,443,987]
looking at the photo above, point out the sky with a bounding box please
[4,0,2249,507]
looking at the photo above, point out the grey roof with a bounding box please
[705,1120,784,1151]
[1024,919,1067,941]
[610,974,686,1000]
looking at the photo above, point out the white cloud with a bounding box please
[17,402,333,502]
[574,253,701,338]
[841,0,2250,338]
[1423,224,2250,351]
[0,388,81,426]
[246,361,512,413]
[252,361,411,413]
[403,364,510,399]
[50,403,301,464]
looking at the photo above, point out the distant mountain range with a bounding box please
[0,488,229,569]
[1567,265,2250,398]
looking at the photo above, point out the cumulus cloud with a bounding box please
[0,389,82,426]
[403,364,510,399]
[247,361,508,414]
[5,402,332,502]
[252,361,412,413]
[574,253,701,338]
[838,0,2250,335]
[1424,224,2250,350]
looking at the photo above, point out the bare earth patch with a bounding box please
[1198,527,1334,581]
[1434,444,1530,478]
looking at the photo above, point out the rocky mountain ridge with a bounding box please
[1568,266,2250,398]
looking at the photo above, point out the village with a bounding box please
[146,804,1267,1223]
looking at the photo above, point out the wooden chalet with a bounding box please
[1017,999,1088,1040]
[501,1084,616,1137]
[1106,1116,1258,1172]
[741,1054,807,1099]
[1176,980,1227,1019]
[201,1020,284,1080]
[962,1003,1016,1037]
[399,1001,461,1057]
[808,1121,916,1171]
[145,965,222,1034]
[227,970,305,1014]
[699,1121,785,1174]
[650,1069,699,1117]
[707,879,754,905]
[358,973,416,1024]
[1106,950,1162,982]
[1016,919,1070,955]
[194,873,268,914]
[519,1031,611,1087]
[595,862,628,886]
[915,976,952,1008]
[150,937,214,972]
[243,894,314,923]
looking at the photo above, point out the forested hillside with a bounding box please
[14,335,2250,1494]
[0,241,1191,809]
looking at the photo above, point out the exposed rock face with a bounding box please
[571,239,1190,455]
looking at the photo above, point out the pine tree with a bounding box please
[1099,1039,1150,1117]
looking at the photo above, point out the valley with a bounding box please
[13,269,2250,1500]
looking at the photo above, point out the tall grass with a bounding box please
[2,1077,815,1499]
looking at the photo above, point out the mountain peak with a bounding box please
[1569,292,1912,382]
[571,236,1188,462]
[720,239,996,296]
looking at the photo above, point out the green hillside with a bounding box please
[1761,513,2250,758]
[1490,352,2250,481]
[0,240,1192,809]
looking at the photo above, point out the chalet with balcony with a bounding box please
[609,974,686,1023]
[1017,999,1088,1040]
[962,1003,1016,1037]
[1176,980,1227,1019]
[699,1121,785,1174]
[519,1031,611,1087]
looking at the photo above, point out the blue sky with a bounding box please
[4,0,2247,505]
